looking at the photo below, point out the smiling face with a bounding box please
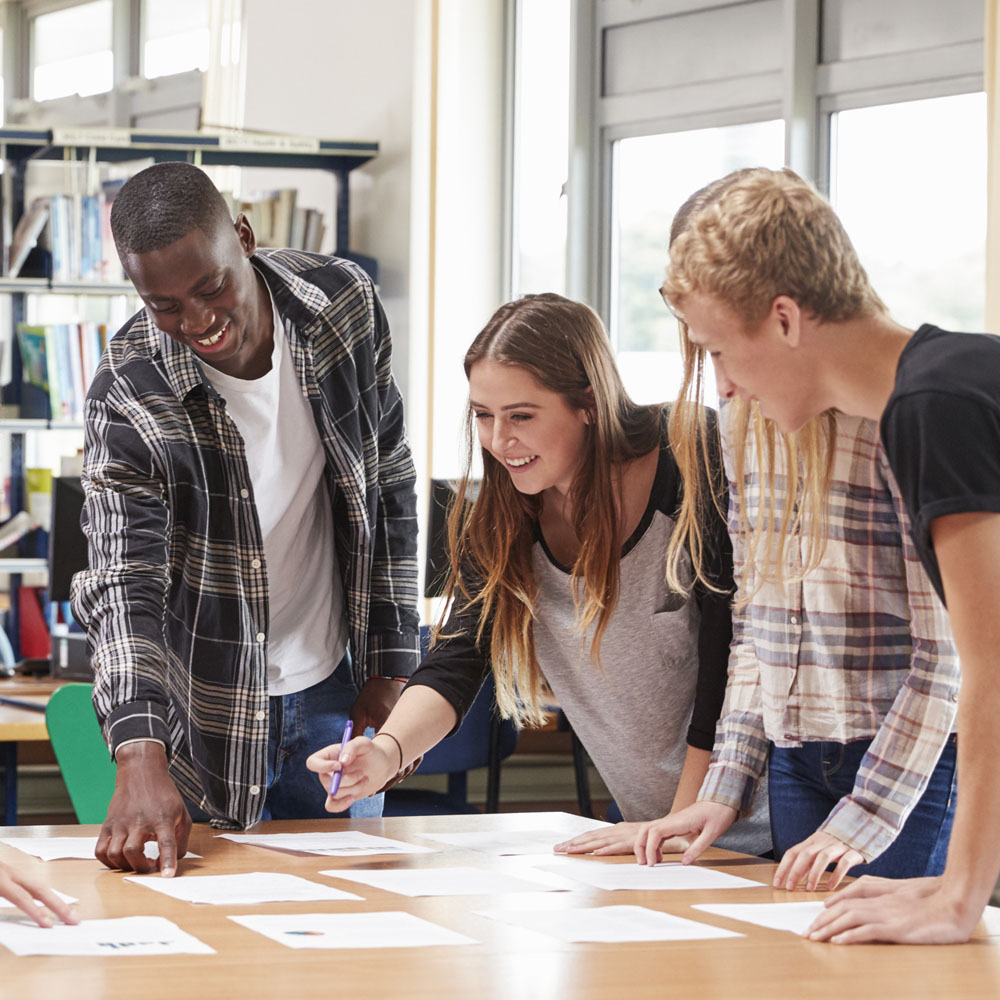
[680,291,824,433]
[123,214,272,379]
[468,359,591,498]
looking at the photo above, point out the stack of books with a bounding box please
[15,323,108,422]
[7,180,126,282]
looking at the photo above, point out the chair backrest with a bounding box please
[414,627,518,776]
[415,672,518,775]
[45,683,116,824]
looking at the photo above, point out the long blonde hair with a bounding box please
[439,293,662,727]
[663,168,882,597]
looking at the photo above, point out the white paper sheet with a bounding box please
[124,871,363,905]
[0,837,201,862]
[979,905,1000,936]
[216,831,437,857]
[320,865,571,897]
[536,858,765,891]
[0,915,215,956]
[0,890,77,910]
[229,911,476,949]
[693,901,826,935]
[476,904,744,942]
[420,829,592,856]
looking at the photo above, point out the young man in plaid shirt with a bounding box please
[73,163,419,875]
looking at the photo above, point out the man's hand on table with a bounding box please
[96,741,191,877]
[805,875,983,944]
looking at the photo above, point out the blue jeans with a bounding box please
[186,655,383,823]
[768,733,957,878]
[261,656,384,820]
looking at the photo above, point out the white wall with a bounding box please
[239,0,507,600]
[429,0,506,480]
[240,0,420,409]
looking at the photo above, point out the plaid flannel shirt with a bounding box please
[698,409,959,861]
[72,250,419,829]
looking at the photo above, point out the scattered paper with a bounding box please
[0,838,200,862]
[0,890,77,910]
[216,831,437,857]
[321,865,571,897]
[536,859,764,892]
[229,911,476,949]
[693,901,826,935]
[421,829,591,856]
[979,905,1000,937]
[124,871,362,906]
[0,915,214,956]
[476,904,744,942]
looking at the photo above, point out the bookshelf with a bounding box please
[0,126,379,659]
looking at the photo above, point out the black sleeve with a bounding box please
[686,408,735,750]
[403,574,493,738]
[882,390,1000,549]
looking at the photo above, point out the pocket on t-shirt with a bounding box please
[649,598,697,664]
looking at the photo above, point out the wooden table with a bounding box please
[2,813,1000,999]
[0,680,52,825]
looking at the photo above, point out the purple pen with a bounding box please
[328,720,353,799]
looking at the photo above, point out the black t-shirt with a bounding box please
[880,323,1000,605]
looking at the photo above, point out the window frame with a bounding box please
[576,0,986,345]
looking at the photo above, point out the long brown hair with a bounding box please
[439,293,662,727]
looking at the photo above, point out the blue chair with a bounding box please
[383,627,518,815]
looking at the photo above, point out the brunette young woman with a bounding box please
[307,292,770,856]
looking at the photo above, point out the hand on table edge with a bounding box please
[0,861,79,927]
[772,831,866,892]
[95,740,191,877]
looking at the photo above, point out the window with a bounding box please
[142,0,211,80]
[611,120,785,403]
[32,1,113,102]
[830,92,987,332]
[510,0,570,298]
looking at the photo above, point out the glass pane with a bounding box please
[512,0,570,297]
[831,92,986,332]
[611,120,784,403]
[32,1,113,101]
[34,52,114,102]
[143,0,210,37]
[33,1,111,61]
[144,29,210,79]
[142,0,211,78]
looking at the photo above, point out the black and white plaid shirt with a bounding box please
[72,250,419,828]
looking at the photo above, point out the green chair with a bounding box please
[45,683,116,824]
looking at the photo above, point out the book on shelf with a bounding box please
[45,189,126,283]
[7,198,51,278]
[223,188,326,251]
[8,180,127,284]
[12,322,106,421]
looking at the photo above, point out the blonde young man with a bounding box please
[646,167,1000,945]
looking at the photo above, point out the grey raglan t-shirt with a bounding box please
[408,414,772,856]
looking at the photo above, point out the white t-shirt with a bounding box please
[202,291,348,695]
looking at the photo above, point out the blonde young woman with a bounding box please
[646,166,996,945]
[307,293,770,856]
[565,172,962,889]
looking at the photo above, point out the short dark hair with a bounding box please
[110,161,233,258]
